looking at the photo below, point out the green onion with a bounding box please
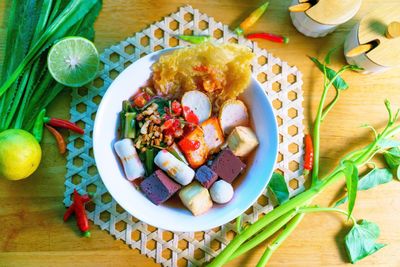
[123,112,137,139]
[0,0,102,132]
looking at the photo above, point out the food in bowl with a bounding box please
[113,42,260,216]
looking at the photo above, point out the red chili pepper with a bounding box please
[63,189,91,237]
[234,1,270,35]
[246,33,289,44]
[303,134,314,175]
[183,106,199,125]
[63,194,91,221]
[45,125,66,154]
[171,100,182,115]
[43,117,84,135]
[74,189,90,237]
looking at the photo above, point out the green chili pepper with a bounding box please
[177,35,211,44]
[32,109,46,142]
[145,148,155,175]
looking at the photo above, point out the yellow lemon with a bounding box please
[0,129,42,180]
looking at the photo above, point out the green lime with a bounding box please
[48,36,99,87]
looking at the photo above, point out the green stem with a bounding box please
[321,88,340,122]
[298,206,357,225]
[236,214,243,234]
[312,66,352,186]
[229,210,297,261]
[256,213,305,267]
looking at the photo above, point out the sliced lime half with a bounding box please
[48,37,100,87]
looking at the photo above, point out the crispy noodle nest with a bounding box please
[151,42,254,109]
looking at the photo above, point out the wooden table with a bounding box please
[1,1,400,266]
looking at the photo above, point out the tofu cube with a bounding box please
[140,170,181,205]
[178,127,209,169]
[201,117,224,154]
[195,165,218,189]
[211,149,246,183]
[227,126,259,157]
[179,182,213,216]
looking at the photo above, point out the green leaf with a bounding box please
[268,173,290,205]
[396,165,400,181]
[357,168,393,190]
[345,220,386,263]
[334,168,393,207]
[309,56,349,90]
[324,47,337,65]
[343,161,358,219]
[384,147,400,169]
[70,0,103,41]
[378,139,400,149]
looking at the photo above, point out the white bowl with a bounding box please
[93,47,278,232]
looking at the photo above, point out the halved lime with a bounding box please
[48,37,100,87]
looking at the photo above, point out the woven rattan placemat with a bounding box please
[64,5,304,267]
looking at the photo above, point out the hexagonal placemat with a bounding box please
[64,5,304,267]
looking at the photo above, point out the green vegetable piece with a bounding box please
[145,148,155,175]
[345,220,386,264]
[122,100,132,112]
[342,161,358,219]
[177,35,211,44]
[267,173,289,205]
[32,109,46,142]
[138,97,169,115]
[384,147,400,169]
[123,112,137,139]
[309,56,349,90]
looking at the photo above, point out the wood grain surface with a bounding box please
[1,1,400,266]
